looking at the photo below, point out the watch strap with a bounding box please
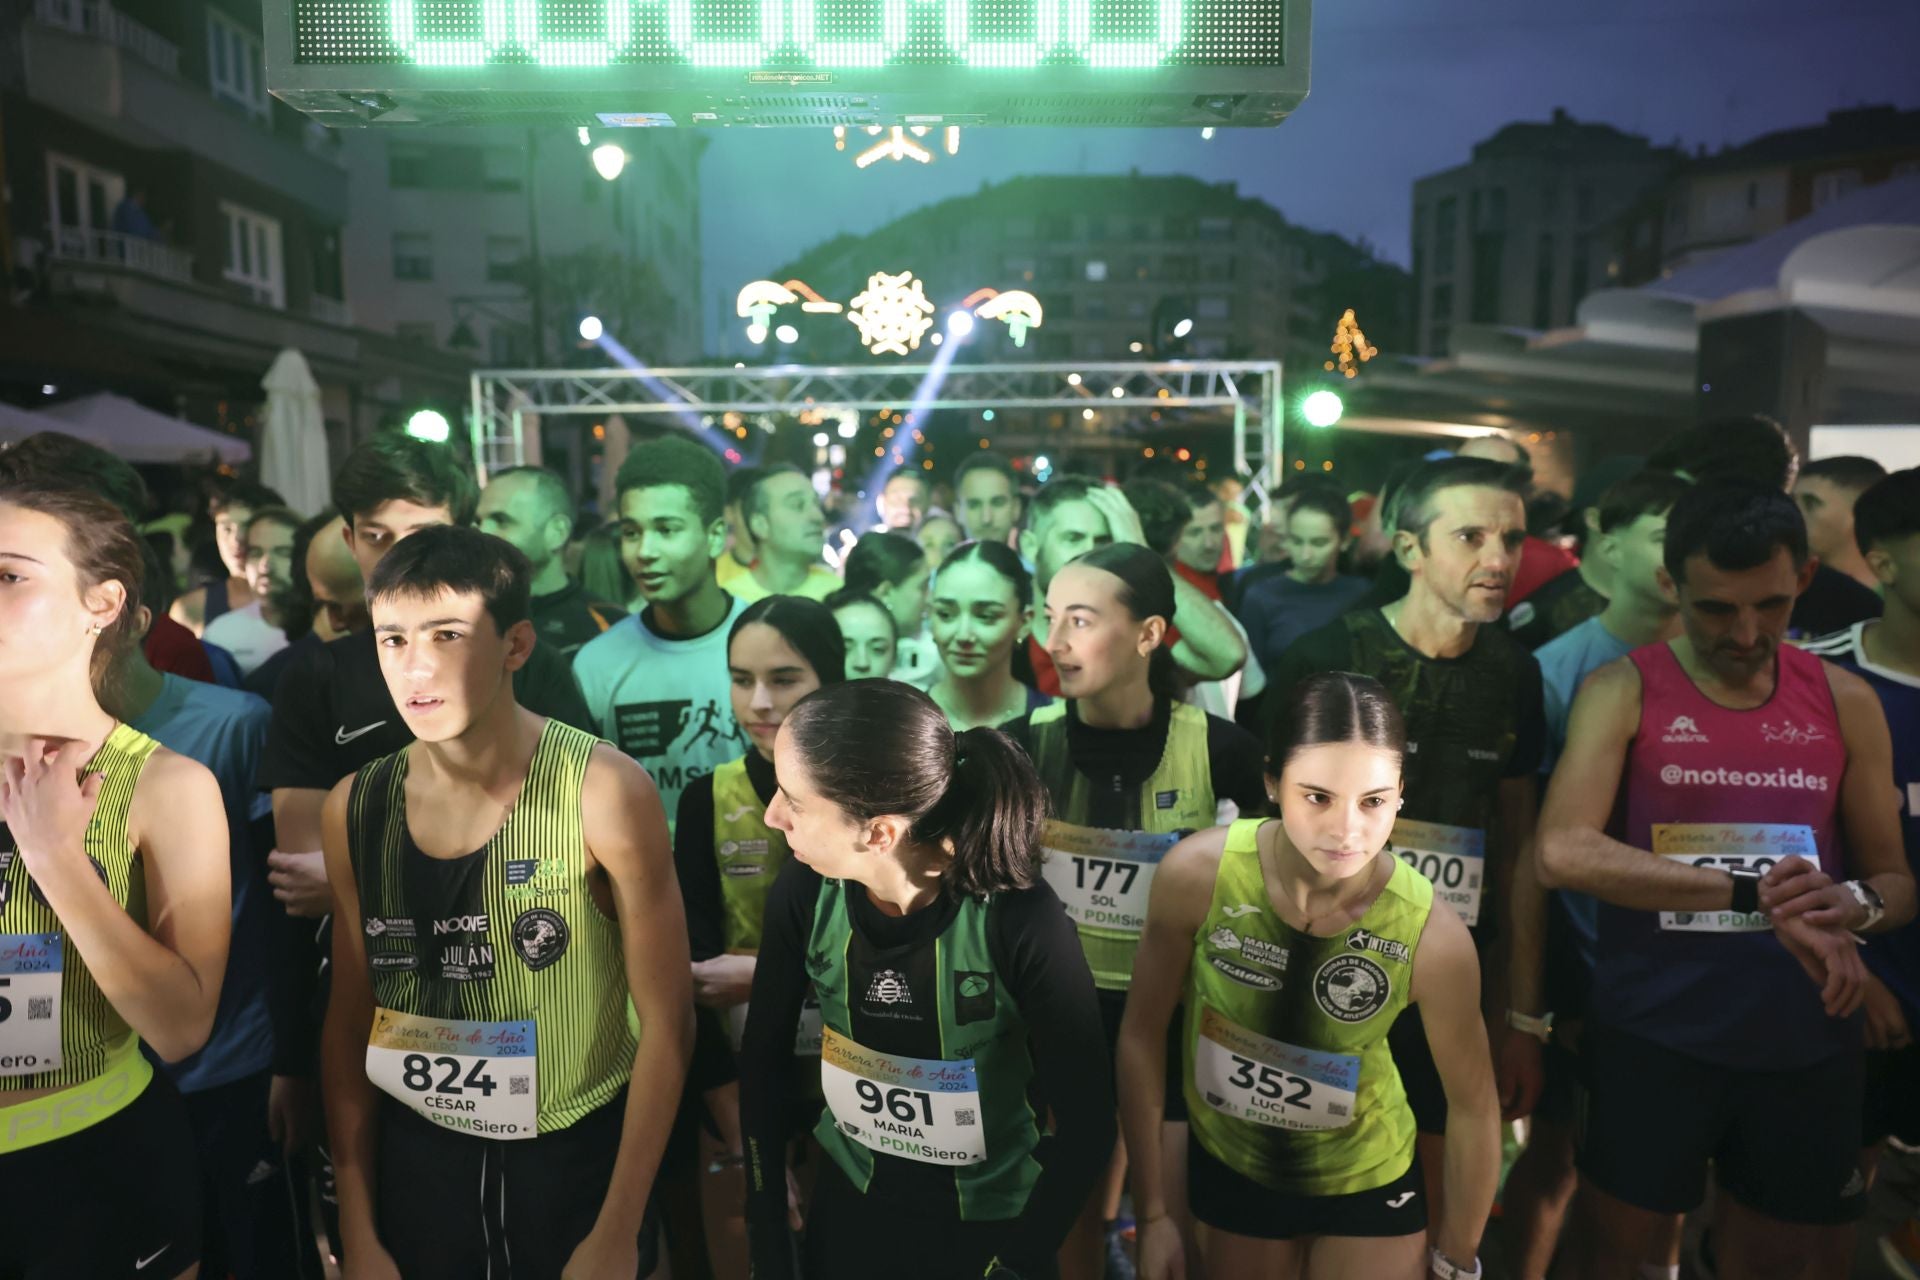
[1728,870,1761,916]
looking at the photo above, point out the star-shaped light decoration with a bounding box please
[847,271,936,356]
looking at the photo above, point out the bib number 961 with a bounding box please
[854,1080,934,1126]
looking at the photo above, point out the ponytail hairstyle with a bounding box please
[1071,542,1180,701]
[0,477,145,689]
[783,681,1046,898]
[731,595,847,686]
[1265,671,1406,777]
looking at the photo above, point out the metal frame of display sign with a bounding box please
[265,0,1310,128]
[469,357,1284,495]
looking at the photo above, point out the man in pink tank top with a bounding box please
[1537,482,1914,1280]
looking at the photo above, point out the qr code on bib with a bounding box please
[954,1109,976,1127]
[27,998,51,1021]
[510,1076,530,1096]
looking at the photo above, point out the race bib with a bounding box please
[0,934,62,1077]
[1654,823,1816,934]
[1192,1006,1360,1131]
[1040,823,1182,938]
[365,1008,538,1139]
[1391,819,1485,927]
[819,1026,986,1166]
[726,990,824,1057]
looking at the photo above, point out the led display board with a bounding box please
[266,0,1309,127]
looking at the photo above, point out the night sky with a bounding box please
[687,0,1920,352]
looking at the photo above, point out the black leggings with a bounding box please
[802,1157,1059,1280]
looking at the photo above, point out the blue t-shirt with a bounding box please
[1805,622,1920,1017]
[131,674,276,1092]
[1534,615,1637,971]
[1237,573,1371,676]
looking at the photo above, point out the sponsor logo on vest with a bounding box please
[1313,954,1390,1023]
[1661,715,1710,744]
[505,859,537,885]
[511,908,570,971]
[1220,904,1260,919]
[1465,748,1500,762]
[1760,720,1827,746]
[1209,956,1281,990]
[722,804,755,824]
[865,969,912,1006]
[365,916,416,939]
[805,947,833,977]
[955,969,996,1025]
[433,914,490,936]
[720,838,769,859]
[722,863,768,878]
[1154,790,1179,810]
[1206,926,1290,972]
[505,859,570,899]
[1347,928,1413,965]
[438,942,496,982]
[1658,764,1831,792]
[371,953,418,972]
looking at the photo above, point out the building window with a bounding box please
[388,146,429,188]
[1202,257,1235,282]
[486,236,525,284]
[1041,254,1073,282]
[1434,197,1457,276]
[489,326,526,365]
[1162,254,1198,282]
[1197,216,1233,241]
[207,10,269,119]
[1038,213,1073,240]
[1085,259,1108,283]
[1086,215,1109,240]
[1164,215,1196,241]
[1532,234,1555,330]
[1129,218,1153,241]
[396,322,437,347]
[1575,186,1594,224]
[47,153,125,249]
[484,148,524,192]
[220,202,283,307]
[1125,297,1149,319]
[1570,235,1591,309]
[1470,232,1505,324]
[1811,169,1862,210]
[1196,295,1230,319]
[1002,255,1036,282]
[1083,296,1109,320]
[392,232,433,281]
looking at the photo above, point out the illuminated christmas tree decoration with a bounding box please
[847,271,936,355]
[1327,308,1378,378]
[975,290,1044,347]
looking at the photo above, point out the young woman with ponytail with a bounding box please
[739,680,1113,1280]
[0,479,232,1279]
[1000,542,1269,1280]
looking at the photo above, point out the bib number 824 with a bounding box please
[854,1080,934,1125]
[400,1053,499,1097]
[1226,1053,1312,1107]
[1072,857,1139,895]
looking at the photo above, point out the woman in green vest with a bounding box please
[928,540,1054,732]
[0,480,232,1279]
[1003,541,1268,1280]
[672,594,846,1277]
[1119,672,1500,1280]
[740,680,1114,1280]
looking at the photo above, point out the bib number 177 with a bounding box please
[1072,857,1139,895]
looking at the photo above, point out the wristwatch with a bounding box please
[1845,879,1886,932]
[1429,1247,1483,1280]
[1728,869,1762,915]
[1506,1009,1554,1043]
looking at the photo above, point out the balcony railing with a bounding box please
[307,294,355,327]
[50,227,196,284]
[33,0,180,76]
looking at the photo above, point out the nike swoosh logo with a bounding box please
[335,721,387,745]
[135,1246,170,1270]
[1386,1191,1416,1208]
[723,804,753,823]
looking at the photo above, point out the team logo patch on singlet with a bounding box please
[1209,956,1282,991]
[1207,927,1290,974]
[511,909,569,971]
[1313,955,1391,1023]
[1760,720,1828,747]
[1346,928,1413,965]
[1661,715,1710,744]
[955,971,996,1025]
[865,969,913,1006]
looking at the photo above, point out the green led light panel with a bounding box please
[292,0,1285,70]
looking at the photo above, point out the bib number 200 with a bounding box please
[400,1053,499,1098]
[854,1080,934,1126]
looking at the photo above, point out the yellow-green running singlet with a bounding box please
[1184,818,1431,1195]
[349,719,636,1133]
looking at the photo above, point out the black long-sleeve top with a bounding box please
[740,860,1115,1279]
